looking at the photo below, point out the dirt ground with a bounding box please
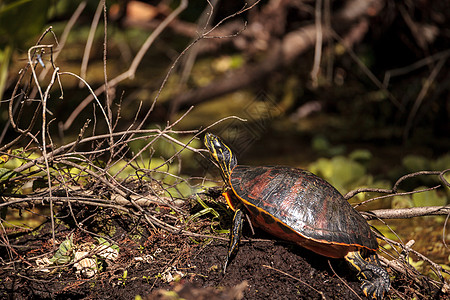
[0,208,448,300]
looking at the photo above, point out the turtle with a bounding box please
[203,132,390,299]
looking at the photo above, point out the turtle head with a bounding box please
[204,133,237,181]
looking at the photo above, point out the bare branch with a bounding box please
[362,205,450,220]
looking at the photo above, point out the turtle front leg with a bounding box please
[223,208,244,273]
[345,251,390,300]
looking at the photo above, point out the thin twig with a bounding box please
[101,0,114,161]
[311,0,323,87]
[37,2,86,82]
[41,66,61,245]
[59,71,112,135]
[80,0,103,84]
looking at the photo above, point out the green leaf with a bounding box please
[311,135,330,152]
[412,187,447,207]
[349,149,372,162]
[431,153,450,171]
[391,195,413,209]
[49,234,74,265]
[334,157,366,190]
[0,168,16,182]
[402,155,430,172]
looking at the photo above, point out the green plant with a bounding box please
[118,270,128,286]
[142,275,150,284]
[188,195,228,234]
[49,234,74,265]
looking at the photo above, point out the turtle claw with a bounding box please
[361,277,389,300]
[358,264,390,300]
[345,251,390,299]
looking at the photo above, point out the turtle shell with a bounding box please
[228,165,378,258]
